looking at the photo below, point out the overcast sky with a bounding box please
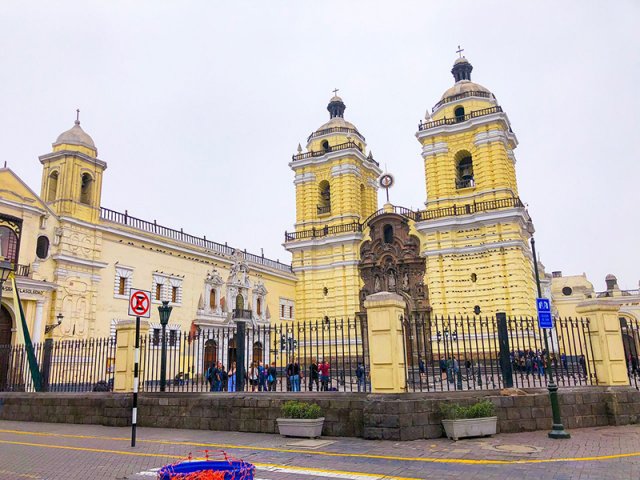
[2,1,638,291]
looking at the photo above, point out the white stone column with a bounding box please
[32,300,44,343]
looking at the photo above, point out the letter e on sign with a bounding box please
[128,289,151,318]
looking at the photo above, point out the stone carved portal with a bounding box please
[358,212,430,361]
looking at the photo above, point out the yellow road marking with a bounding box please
[0,440,419,480]
[0,428,639,465]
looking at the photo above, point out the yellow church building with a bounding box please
[6,53,627,352]
[0,115,297,348]
[285,54,537,321]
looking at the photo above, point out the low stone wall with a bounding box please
[1,387,638,441]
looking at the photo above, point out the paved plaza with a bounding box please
[0,420,639,479]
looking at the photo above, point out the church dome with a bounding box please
[54,119,96,151]
[438,55,495,103]
[309,94,365,142]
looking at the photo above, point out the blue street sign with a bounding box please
[536,297,553,329]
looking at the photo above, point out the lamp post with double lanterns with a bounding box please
[528,220,570,439]
[158,300,173,392]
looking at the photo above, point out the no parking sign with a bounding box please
[128,288,151,318]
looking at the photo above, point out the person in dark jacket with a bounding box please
[267,361,277,391]
[308,357,319,391]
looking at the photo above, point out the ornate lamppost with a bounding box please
[528,220,570,439]
[158,300,173,392]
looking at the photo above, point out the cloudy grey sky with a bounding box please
[2,1,638,290]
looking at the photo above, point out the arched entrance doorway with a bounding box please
[0,305,13,391]
[203,339,218,372]
[253,341,263,364]
[0,305,11,345]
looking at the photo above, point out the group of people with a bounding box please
[206,360,278,392]
[206,357,346,392]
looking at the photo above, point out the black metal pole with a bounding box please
[131,316,140,447]
[41,338,53,392]
[531,235,570,439]
[496,312,514,388]
[160,323,167,392]
[236,320,246,392]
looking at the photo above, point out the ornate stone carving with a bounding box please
[358,213,429,312]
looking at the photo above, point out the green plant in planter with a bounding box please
[280,400,323,419]
[439,400,496,420]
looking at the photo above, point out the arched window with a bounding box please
[36,236,50,259]
[235,294,244,311]
[47,171,59,202]
[209,288,217,309]
[454,106,465,122]
[80,173,93,205]
[383,224,394,244]
[318,180,331,214]
[455,151,474,189]
[321,140,330,152]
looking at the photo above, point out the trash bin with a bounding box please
[158,460,254,479]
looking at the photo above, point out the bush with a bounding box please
[439,400,495,420]
[280,400,323,419]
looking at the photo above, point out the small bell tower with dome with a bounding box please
[414,53,537,316]
[284,93,382,321]
[39,111,107,224]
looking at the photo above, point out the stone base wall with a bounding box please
[1,387,638,441]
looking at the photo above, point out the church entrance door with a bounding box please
[227,337,237,369]
[0,305,12,391]
[203,339,217,371]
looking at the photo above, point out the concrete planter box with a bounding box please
[442,416,497,441]
[276,417,325,438]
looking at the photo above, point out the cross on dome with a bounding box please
[456,45,464,58]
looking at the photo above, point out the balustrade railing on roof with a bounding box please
[431,90,494,112]
[415,197,524,221]
[292,141,378,164]
[307,127,365,143]
[418,106,503,131]
[284,222,362,242]
[100,207,292,273]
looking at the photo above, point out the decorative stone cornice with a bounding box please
[39,150,107,170]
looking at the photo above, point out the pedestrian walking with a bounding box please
[287,357,301,392]
[227,362,237,392]
[308,357,320,391]
[319,358,330,391]
[249,361,259,392]
[258,361,267,391]
[356,362,365,392]
[267,361,277,391]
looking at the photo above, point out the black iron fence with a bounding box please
[402,314,597,392]
[620,316,640,390]
[139,318,369,393]
[0,337,116,392]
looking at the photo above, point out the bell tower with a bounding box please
[415,55,536,316]
[39,112,106,224]
[285,94,382,321]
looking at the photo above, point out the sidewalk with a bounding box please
[0,420,639,479]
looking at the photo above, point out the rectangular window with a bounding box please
[155,283,162,301]
[172,286,178,303]
[118,277,126,296]
[281,305,285,318]
[169,329,177,347]
[152,328,160,346]
[289,306,293,319]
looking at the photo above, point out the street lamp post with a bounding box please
[158,300,173,392]
[528,221,570,439]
